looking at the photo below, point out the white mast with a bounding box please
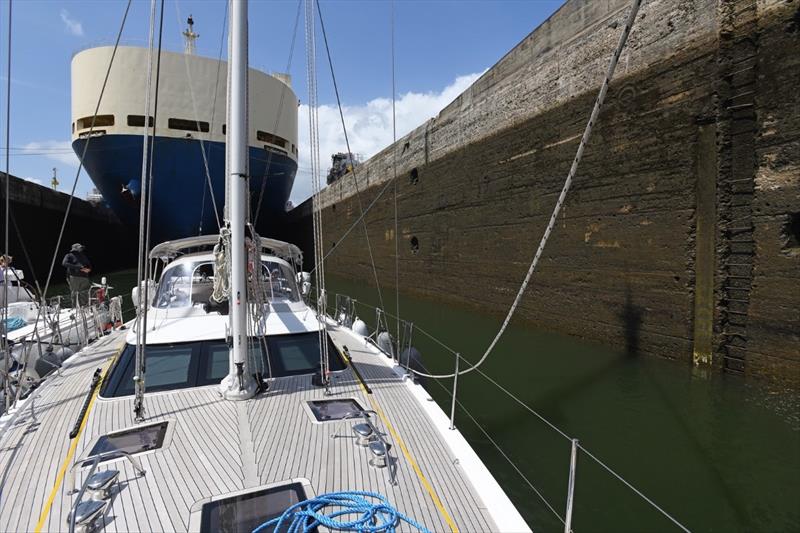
[182,15,199,55]
[220,0,256,401]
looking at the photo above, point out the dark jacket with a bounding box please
[62,251,92,277]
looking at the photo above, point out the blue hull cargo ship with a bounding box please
[71,40,298,241]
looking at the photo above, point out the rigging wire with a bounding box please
[134,0,161,423]
[252,0,303,225]
[411,0,643,380]
[314,0,387,316]
[2,0,12,412]
[390,0,400,360]
[14,0,133,399]
[174,0,223,233]
[305,0,330,386]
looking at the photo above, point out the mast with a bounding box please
[182,15,199,55]
[220,0,256,400]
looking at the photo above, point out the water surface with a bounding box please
[326,276,800,533]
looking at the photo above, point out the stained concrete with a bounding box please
[297,0,799,383]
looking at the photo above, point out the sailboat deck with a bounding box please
[0,326,522,532]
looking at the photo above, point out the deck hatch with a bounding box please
[85,421,168,464]
[199,482,315,533]
[306,399,364,422]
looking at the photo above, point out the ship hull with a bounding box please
[74,134,297,241]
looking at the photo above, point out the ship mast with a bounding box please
[182,15,199,55]
[220,0,256,400]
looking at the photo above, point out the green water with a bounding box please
[326,276,800,533]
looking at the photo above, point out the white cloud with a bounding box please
[22,177,44,186]
[22,140,80,167]
[60,9,84,37]
[291,72,482,204]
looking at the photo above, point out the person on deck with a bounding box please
[0,254,11,283]
[0,255,12,307]
[62,243,92,306]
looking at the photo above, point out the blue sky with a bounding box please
[0,0,563,203]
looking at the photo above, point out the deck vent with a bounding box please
[84,421,168,465]
[306,399,364,422]
[199,482,316,533]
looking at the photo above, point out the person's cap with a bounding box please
[71,243,85,251]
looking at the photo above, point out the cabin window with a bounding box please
[155,259,300,309]
[76,114,114,130]
[222,124,226,135]
[127,115,154,127]
[168,118,210,133]
[100,333,346,398]
[257,130,288,148]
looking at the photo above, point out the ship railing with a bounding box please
[1,287,115,415]
[325,292,692,533]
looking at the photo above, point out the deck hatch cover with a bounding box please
[85,421,168,464]
[200,482,315,533]
[306,399,364,422]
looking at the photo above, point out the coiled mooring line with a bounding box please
[251,491,430,533]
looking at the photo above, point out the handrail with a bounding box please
[67,449,146,533]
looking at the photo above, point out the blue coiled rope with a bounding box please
[251,490,431,533]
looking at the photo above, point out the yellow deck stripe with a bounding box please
[34,356,116,532]
[349,362,459,533]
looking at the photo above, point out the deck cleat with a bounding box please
[67,499,108,533]
[352,423,374,446]
[86,469,119,500]
[368,440,390,468]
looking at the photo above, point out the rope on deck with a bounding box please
[252,491,430,533]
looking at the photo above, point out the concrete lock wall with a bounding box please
[308,0,800,383]
[1,173,138,285]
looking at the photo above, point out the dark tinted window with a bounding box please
[103,343,201,397]
[86,422,168,464]
[200,482,314,533]
[101,333,345,398]
[203,342,231,385]
[268,333,332,375]
[127,115,154,127]
[256,130,288,148]
[77,114,114,129]
[168,118,210,132]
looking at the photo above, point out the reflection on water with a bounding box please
[326,276,800,533]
